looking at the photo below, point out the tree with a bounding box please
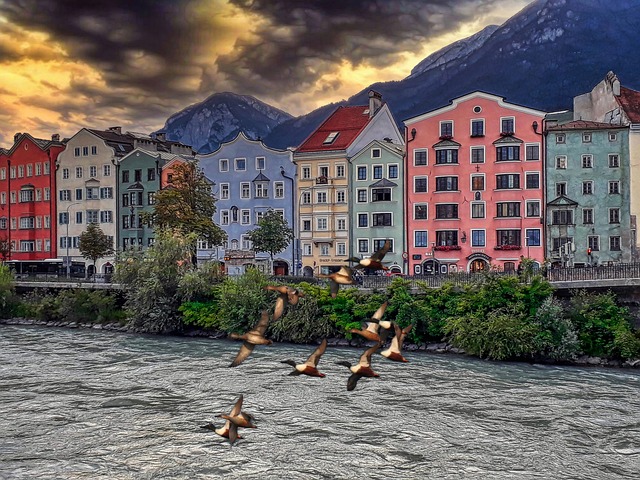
[79,223,114,275]
[144,161,226,263]
[247,210,293,274]
[0,237,11,262]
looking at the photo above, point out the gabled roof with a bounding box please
[617,86,640,123]
[370,178,397,188]
[493,134,523,145]
[5,132,65,156]
[432,138,461,148]
[296,105,374,153]
[127,182,145,191]
[547,195,578,207]
[252,172,270,182]
[547,120,626,131]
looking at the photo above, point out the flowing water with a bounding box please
[1,325,639,480]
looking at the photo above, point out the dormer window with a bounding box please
[323,132,339,145]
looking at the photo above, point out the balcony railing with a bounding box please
[494,245,522,250]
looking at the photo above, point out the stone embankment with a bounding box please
[2,317,639,369]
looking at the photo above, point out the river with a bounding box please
[0,325,639,479]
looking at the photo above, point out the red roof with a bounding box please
[617,86,640,123]
[296,105,372,153]
[547,120,623,131]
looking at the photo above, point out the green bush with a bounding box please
[213,268,271,333]
[531,297,579,361]
[0,264,20,318]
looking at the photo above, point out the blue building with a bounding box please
[197,132,296,275]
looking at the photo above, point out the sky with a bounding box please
[0,0,532,145]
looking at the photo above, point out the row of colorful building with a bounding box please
[1,72,638,277]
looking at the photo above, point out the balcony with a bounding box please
[434,245,461,251]
[494,245,522,251]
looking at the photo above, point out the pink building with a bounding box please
[404,92,546,274]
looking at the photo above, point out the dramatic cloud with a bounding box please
[0,0,530,144]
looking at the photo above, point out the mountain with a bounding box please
[265,0,640,149]
[158,92,293,153]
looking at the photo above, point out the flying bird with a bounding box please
[381,323,413,363]
[214,394,257,444]
[228,310,273,367]
[348,239,392,271]
[317,266,356,298]
[337,343,381,391]
[265,285,305,320]
[350,301,392,343]
[281,339,328,377]
[201,394,253,443]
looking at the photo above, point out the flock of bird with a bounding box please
[202,239,414,445]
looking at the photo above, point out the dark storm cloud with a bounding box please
[216,0,514,97]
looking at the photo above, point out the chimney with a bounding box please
[108,126,122,134]
[51,133,60,142]
[607,71,621,96]
[14,132,22,143]
[156,132,166,142]
[368,90,383,118]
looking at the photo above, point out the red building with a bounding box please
[0,133,65,271]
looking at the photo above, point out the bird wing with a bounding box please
[228,422,239,444]
[370,301,388,322]
[273,295,286,321]
[230,394,244,416]
[229,342,256,367]
[305,339,327,367]
[370,239,392,262]
[287,288,304,305]
[389,323,402,352]
[265,285,288,294]
[248,310,270,336]
[398,324,413,349]
[346,372,363,391]
[337,266,355,277]
[365,321,380,335]
[379,326,392,345]
[359,343,380,367]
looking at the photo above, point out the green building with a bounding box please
[349,139,405,273]
[546,120,630,266]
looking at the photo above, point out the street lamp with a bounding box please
[65,201,82,278]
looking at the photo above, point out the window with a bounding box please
[471,230,485,247]
[525,172,540,189]
[220,210,229,225]
[435,176,458,191]
[302,220,311,231]
[336,218,346,231]
[357,189,367,203]
[323,131,339,144]
[220,184,229,200]
[414,204,428,220]
[435,204,458,219]
[98,187,112,199]
[76,166,83,178]
[526,144,540,161]
[440,121,453,137]
[609,181,620,194]
[0,168,4,180]
[609,132,618,142]
[75,188,82,201]
[26,164,32,177]
[471,175,484,191]
[436,230,458,246]
[609,208,620,224]
[555,156,567,169]
[10,192,15,204]
[87,165,96,178]
[582,155,593,168]
[122,170,129,183]
[371,188,391,202]
[316,191,327,203]
[17,165,23,177]
[19,217,35,229]
[74,147,81,157]
[552,237,573,253]
[414,150,427,166]
[301,192,311,205]
[496,202,520,217]
[496,146,520,161]
[435,149,458,164]
[583,208,593,224]
[122,215,130,229]
[415,231,428,247]
[9,167,15,179]
[43,162,50,175]
[59,189,71,201]
[44,188,50,201]
[86,210,99,224]
[357,166,367,180]
[20,241,35,252]
[552,210,573,225]
[100,211,112,223]
[220,159,229,172]
[336,190,346,203]
[526,200,540,217]
[0,218,5,229]
[302,166,311,179]
[496,174,520,189]
[240,183,250,199]
[122,193,129,207]
[373,239,392,252]
[525,229,541,246]
[335,164,345,178]
[372,213,392,226]
[103,164,111,176]
[34,164,41,176]
[610,236,621,251]
[82,146,89,156]
[496,229,520,246]
[91,146,97,155]
[358,239,369,253]
[256,157,265,170]
[609,154,620,168]
[147,168,156,181]
[556,182,567,196]
[337,243,346,256]
[358,213,368,228]
[19,189,34,202]
[414,177,428,193]
[317,218,328,230]
[371,148,381,158]
[241,210,250,225]
[471,147,485,164]
[234,158,246,171]
[0,192,4,204]
[471,203,485,218]
[134,169,142,182]
[582,181,593,195]
[76,211,83,224]
[86,187,99,199]
[471,119,484,137]
[274,182,284,199]
[501,117,514,134]
[588,236,599,251]
[303,243,312,256]
[44,216,50,229]
[255,183,268,198]
[373,165,383,179]
[388,164,398,179]
[582,133,592,143]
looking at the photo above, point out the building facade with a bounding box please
[294,91,403,276]
[545,121,631,266]
[198,132,296,275]
[0,133,63,270]
[404,91,545,274]
[349,139,405,273]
